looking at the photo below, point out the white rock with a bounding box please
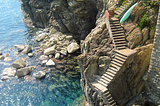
[4,57,12,62]
[42,60,48,65]
[67,42,80,53]
[22,45,32,54]
[0,55,4,60]
[39,55,49,61]
[14,45,25,52]
[66,36,73,41]
[1,76,11,81]
[2,68,16,77]
[36,33,48,42]
[16,67,30,77]
[33,71,46,79]
[55,53,60,59]
[46,59,55,66]
[12,58,26,69]
[44,45,56,55]
[60,49,67,55]
[28,53,34,57]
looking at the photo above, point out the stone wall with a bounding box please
[147,6,160,104]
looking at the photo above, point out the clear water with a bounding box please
[0,0,83,106]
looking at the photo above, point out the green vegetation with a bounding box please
[138,14,151,29]
[142,0,160,6]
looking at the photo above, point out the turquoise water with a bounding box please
[0,0,83,106]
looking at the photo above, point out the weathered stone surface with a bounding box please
[142,27,149,43]
[44,45,55,55]
[14,45,25,52]
[2,68,16,77]
[60,49,67,55]
[0,55,5,60]
[55,53,60,59]
[35,33,47,42]
[150,27,156,39]
[46,59,55,66]
[22,45,32,54]
[12,58,26,69]
[67,42,80,53]
[39,55,49,61]
[127,28,143,49]
[16,67,30,77]
[33,71,46,79]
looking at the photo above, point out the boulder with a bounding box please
[2,68,16,77]
[35,33,47,42]
[4,57,12,62]
[22,45,32,54]
[12,58,26,69]
[150,27,156,39]
[142,27,149,43]
[44,45,56,55]
[67,42,80,53]
[33,71,46,79]
[46,59,55,66]
[39,55,49,61]
[14,45,25,52]
[0,55,4,60]
[127,28,143,49]
[60,49,67,55]
[16,67,30,77]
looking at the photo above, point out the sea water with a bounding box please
[0,0,83,106]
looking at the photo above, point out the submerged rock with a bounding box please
[67,42,80,53]
[2,68,16,77]
[12,58,26,69]
[16,67,30,77]
[0,55,4,60]
[4,57,12,62]
[22,45,32,54]
[14,45,25,52]
[1,76,11,81]
[44,45,56,55]
[33,71,46,79]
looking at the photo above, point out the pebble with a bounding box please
[28,53,34,57]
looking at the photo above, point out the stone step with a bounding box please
[114,41,126,44]
[112,30,124,34]
[103,74,113,80]
[111,28,123,32]
[109,66,119,72]
[95,79,107,87]
[112,32,124,35]
[115,43,127,47]
[109,100,116,105]
[114,56,126,62]
[107,69,117,74]
[112,58,124,65]
[111,102,117,106]
[105,71,115,77]
[102,76,112,82]
[104,90,110,95]
[112,35,125,39]
[110,64,120,70]
[106,94,112,99]
[108,96,113,101]
[110,23,121,27]
[117,46,127,50]
[110,26,123,30]
[114,38,126,41]
[115,51,128,58]
[111,61,123,67]
[98,77,110,85]
[115,54,127,61]
[90,82,107,92]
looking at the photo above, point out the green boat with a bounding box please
[120,2,138,23]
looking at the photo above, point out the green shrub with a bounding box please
[138,14,150,29]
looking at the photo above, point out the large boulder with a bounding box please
[22,45,32,54]
[44,45,56,55]
[17,67,30,77]
[127,28,143,49]
[2,68,16,77]
[67,42,80,53]
[33,71,46,79]
[12,58,26,69]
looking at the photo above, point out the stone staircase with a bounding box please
[110,17,127,50]
[114,0,133,19]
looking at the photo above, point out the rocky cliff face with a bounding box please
[21,0,118,40]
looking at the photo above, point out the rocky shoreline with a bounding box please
[0,27,81,82]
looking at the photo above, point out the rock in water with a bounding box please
[0,55,4,60]
[46,59,55,66]
[0,52,2,55]
[28,53,34,57]
[16,67,30,77]
[1,76,11,81]
[35,33,47,42]
[67,42,80,53]
[2,68,16,77]
[4,57,13,62]
[14,45,25,52]
[39,55,49,61]
[33,71,46,79]
[44,45,56,55]
[22,45,32,54]
[12,58,26,69]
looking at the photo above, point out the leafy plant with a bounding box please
[138,14,151,29]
